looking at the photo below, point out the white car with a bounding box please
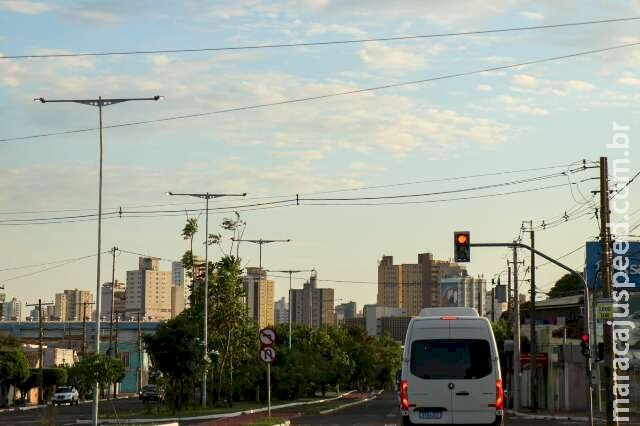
[399,307,504,426]
[51,386,79,406]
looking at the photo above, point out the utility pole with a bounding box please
[78,301,95,357]
[168,191,246,407]
[528,220,538,410]
[26,299,54,405]
[512,246,521,411]
[109,246,118,360]
[113,311,119,398]
[36,95,162,426]
[599,157,618,426]
[267,269,315,349]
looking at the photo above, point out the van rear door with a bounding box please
[407,322,452,424]
[449,320,498,424]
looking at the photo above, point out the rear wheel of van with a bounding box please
[401,415,414,426]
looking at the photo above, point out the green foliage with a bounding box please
[65,354,124,399]
[144,309,205,411]
[0,346,30,392]
[548,273,582,298]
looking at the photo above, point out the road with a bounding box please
[0,397,142,425]
[291,392,599,426]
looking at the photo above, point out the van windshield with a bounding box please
[410,339,492,380]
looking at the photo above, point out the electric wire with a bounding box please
[3,41,640,143]
[2,17,639,60]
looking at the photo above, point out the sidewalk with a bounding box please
[0,394,136,414]
[508,409,640,423]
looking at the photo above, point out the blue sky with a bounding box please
[1,0,639,317]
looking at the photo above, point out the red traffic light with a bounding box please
[456,233,469,245]
[581,333,589,344]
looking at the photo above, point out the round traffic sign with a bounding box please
[259,328,277,346]
[260,346,276,363]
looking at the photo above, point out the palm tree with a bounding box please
[181,217,199,292]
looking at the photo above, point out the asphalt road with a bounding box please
[0,397,142,425]
[291,392,599,426]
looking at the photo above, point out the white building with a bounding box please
[101,281,127,321]
[126,257,172,321]
[363,304,407,337]
[2,297,22,321]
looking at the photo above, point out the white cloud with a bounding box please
[306,23,365,37]
[511,74,538,89]
[565,80,595,92]
[519,11,544,21]
[359,42,429,72]
[62,8,122,24]
[0,0,53,14]
[619,72,640,86]
[477,84,493,92]
[498,95,550,116]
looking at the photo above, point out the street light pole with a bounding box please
[231,238,291,275]
[35,95,162,426]
[167,191,246,407]
[267,269,314,349]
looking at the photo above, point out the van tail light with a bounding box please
[400,380,409,411]
[440,316,458,320]
[495,379,504,410]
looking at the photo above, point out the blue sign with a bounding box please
[585,241,639,291]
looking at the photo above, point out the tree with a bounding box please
[548,273,582,298]
[0,336,30,406]
[65,354,124,400]
[144,309,205,411]
[181,217,199,306]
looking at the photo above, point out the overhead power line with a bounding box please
[2,16,638,60]
[3,41,640,144]
[0,161,585,216]
[0,252,107,283]
[0,170,582,225]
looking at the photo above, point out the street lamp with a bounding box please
[266,269,315,349]
[230,238,291,275]
[35,95,162,426]
[167,191,246,407]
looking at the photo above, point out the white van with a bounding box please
[399,307,504,426]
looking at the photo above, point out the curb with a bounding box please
[74,391,356,424]
[0,396,134,414]
[507,410,589,422]
[318,393,378,415]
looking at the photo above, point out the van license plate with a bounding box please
[418,410,442,419]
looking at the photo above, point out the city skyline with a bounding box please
[1,1,638,321]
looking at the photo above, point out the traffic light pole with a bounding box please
[469,241,593,426]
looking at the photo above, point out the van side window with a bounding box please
[410,339,492,380]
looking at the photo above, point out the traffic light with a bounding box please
[454,231,471,262]
[580,333,590,358]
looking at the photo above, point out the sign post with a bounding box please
[259,328,277,417]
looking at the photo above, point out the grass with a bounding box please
[247,416,287,426]
[100,391,353,420]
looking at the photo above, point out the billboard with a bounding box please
[440,279,461,308]
[585,240,639,291]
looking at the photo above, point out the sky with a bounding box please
[0,0,639,319]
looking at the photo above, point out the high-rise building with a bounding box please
[172,259,203,309]
[45,305,56,321]
[171,285,185,318]
[244,268,275,328]
[0,293,5,320]
[274,297,288,325]
[2,297,22,321]
[54,293,67,322]
[440,276,487,315]
[101,281,127,321]
[377,253,468,316]
[363,304,407,337]
[126,257,172,321]
[291,271,334,328]
[335,301,357,324]
[56,289,93,321]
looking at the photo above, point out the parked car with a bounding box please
[51,386,79,406]
[139,384,163,402]
[399,307,504,426]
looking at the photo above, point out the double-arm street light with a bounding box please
[230,238,291,274]
[35,95,162,426]
[167,191,246,407]
[266,269,315,348]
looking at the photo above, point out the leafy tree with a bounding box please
[144,309,205,411]
[0,337,30,406]
[548,273,582,298]
[16,371,38,404]
[181,217,199,306]
[65,354,124,400]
